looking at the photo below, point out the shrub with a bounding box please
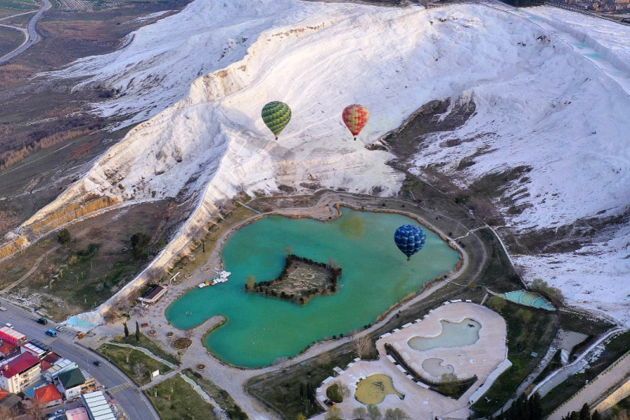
[326,384,343,403]
[57,229,71,244]
[130,232,151,259]
[530,278,564,306]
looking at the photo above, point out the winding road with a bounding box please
[0,297,159,420]
[0,0,51,65]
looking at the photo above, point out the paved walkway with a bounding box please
[319,302,508,420]
[102,341,178,369]
[529,327,625,398]
[548,352,630,420]
[139,368,180,391]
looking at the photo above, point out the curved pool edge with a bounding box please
[164,194,470,370]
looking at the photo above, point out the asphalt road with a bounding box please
[0,0,51,65]
[0,298,159,420]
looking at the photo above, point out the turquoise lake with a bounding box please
[166,207,460,367]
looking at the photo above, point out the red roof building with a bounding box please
[0,327,26,346]
[35,384,63,407]
[0,341,17,358]
[0,352,41,393]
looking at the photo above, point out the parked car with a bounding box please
[0,306,7,311]
[37,317,48,325]
[5,323,12,328]
[45,329,57,337]
[93,360,101,367]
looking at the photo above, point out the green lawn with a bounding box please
[98,343,171,386]
[183,369,248,420]
[145,375,218,420]
[471,296,558,416]
[113,333,180,365]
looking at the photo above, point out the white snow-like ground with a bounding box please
[41,0,629,324]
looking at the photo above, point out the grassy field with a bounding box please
[471,296,558,416]
[0,201,176,320]
[145,375,218,420]
[113,333,180,366]
[98,343,171,386]
[0,25,23,56]
[0,0,38,18]
[183,369,248,420]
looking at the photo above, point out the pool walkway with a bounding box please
[314,301,508,419]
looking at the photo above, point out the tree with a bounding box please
[123,322,129,337]
[57,228,71,245]
[579,404,590,420]
[27,400,45,420]
[353,407,368,419]
[132,362,146,382]
[326,406,343,420]
[367,405,382,420]
[354,334,373,359]
[135,320,140,342]
[384,408,410,420]
[130,232,151,259]
[296,414,307,420]
[591,411,601,420]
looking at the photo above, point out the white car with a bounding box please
[5,323,12,328]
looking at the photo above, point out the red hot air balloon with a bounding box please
[342,104,370,140]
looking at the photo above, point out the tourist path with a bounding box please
[548,352,630,420]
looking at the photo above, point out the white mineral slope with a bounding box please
[39,0,629,324]
[55,0,377,127]
[408,4,630,324]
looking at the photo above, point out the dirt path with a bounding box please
[1,245,58,292]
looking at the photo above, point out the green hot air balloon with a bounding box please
[261,101,291,140]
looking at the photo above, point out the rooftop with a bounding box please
[1,352,40,378]
[140,285,166,300]
[57,367,86,389]
[66,407,90,420]
[35,384,63,404]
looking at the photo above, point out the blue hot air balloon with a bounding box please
[394,224,426,261]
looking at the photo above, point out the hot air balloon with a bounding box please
[342,104,369,140]
[394,224,426,261]
[261,101,291,140]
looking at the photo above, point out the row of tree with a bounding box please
[493,394,601,420]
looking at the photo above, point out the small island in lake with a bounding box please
[246,254,342,305]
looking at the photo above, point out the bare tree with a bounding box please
[354,334,373,359]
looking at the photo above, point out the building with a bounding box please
[43,358,76,381]
[66,407,91,420]
[0,340,19,360]
[34,384,63,408]
[0,327,27,346]
[82,390,116,420]
[22,341,49,359]
[56,367,97,400]
[138,285,167,305]
[0,352,41,393]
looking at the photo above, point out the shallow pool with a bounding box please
[166,207,460,367]
[408,318,481,352]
